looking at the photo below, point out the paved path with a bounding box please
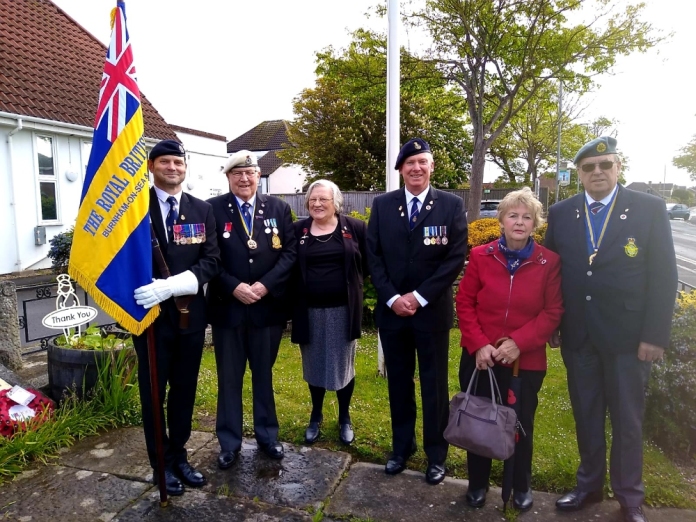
[1,427,694,522]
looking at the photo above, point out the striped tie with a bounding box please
[409,197,419,230]
[589,202,605,215]
[165,196,178,241]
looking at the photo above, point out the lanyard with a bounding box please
[236,200,258,250]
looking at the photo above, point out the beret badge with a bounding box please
[414,142,421,150]
[596,142,607,153]
[245,155,252,166]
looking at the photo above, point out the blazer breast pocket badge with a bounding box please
[173,223,206,245]
[624,237,638,257]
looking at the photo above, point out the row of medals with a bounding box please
[176,236,205,245]
[424,235,448,246]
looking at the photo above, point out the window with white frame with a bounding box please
[36,135,59,222]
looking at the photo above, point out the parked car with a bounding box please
[666,203,690,220]
[467,199,502,219]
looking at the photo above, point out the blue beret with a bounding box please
[394,138,431,170]
[149,140,186,160]
[573,136,617,165]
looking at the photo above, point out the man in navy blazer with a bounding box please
[545,137,677,522]
[367,138,468,485]
[133,140,221,496]
[206,150,297,469]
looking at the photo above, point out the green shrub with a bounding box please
[47,227,74,272]
[645,293,696,458]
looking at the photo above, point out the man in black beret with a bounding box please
[132,139,220,496]
[545,137,677,522]
[366,138,468,484]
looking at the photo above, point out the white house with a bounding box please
[0,0,225,275]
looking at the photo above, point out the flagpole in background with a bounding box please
[68,0,167,506]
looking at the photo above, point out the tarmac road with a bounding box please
[670,219,696,290]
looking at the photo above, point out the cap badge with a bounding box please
[624,237,638,258]
[245,155,252,166]
[596,142,607,153]
[414,142,421,150]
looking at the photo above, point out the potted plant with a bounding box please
[46,325,134,402]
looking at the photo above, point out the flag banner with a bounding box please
[69,1,158,335]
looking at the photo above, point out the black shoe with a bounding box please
[621,506,648,522]
[305,421,320,444]
[555,488,603,512]
[425,463,446,485]
[153,468,184,496]
[339,423,354,445]
[513,490,533,511]
[217,450,240,470]
[385,455,407,475]
[261,441,284,459]
[173,461,206,488]
[466,486,488,508]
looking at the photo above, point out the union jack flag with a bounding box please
[94,6,139,143]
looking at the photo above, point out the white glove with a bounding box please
[134,271,199,309]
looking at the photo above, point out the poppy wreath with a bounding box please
[0,388,55,437]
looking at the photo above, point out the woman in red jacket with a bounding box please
[456,187,563,511]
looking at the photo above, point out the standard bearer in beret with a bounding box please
[545,136,677,522]
[366,137,467,484]
[132,139,221,495]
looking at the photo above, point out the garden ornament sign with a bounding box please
[41,274,98,344]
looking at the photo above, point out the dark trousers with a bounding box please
[134,320,205,470]
[212,323,283,452]
[380,327,450,464]
[458,350,545,492]
[561,343,651,508]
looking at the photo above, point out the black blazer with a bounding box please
[290,214,369,344]
[148,188,221,333]
[366,187,468,331]
[545,186,678,353]
[206,192,297,328]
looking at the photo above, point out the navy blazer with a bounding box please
[290,214,369,344]
[148,187,221,333]
[545,186,678,353]
[366,187,468,331]
[206,192,297,328]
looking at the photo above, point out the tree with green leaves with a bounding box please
[673,135,696,181]
[279,29,472,191]
[414,0,660,220]
[671,188,693,206]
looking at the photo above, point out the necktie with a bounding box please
[165,196,178,241]
[242,202,253,231]
[409,197,420,230]
[589,201,605,215]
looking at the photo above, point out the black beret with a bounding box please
[149,140,186,160]
[573,136,617,164]
[394,138,431,170]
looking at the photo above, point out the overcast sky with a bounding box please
[52,0,696,187]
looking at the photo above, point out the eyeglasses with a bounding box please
[580,161,616,173]
[308,198,333,205]
[229,169,257,178]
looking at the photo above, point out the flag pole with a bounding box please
[147,324,168,506]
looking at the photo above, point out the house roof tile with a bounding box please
[227,120,291,153]
[0,0,178,141]
[259,150,284,175]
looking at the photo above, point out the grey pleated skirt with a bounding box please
[300,305,356,390]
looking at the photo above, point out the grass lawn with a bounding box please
[192,330,696,508]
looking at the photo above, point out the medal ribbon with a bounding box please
[584,192,618,260]
[237,200,255,240]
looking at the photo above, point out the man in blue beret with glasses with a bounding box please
[545,137,677,522]
[367,138,468,485]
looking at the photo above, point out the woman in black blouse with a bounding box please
[290,179,369,445]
